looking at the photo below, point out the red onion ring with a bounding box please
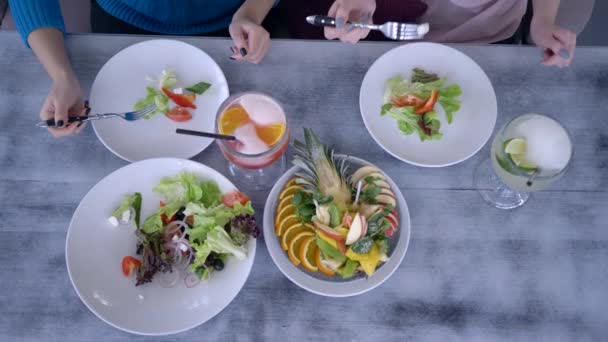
[184,273,200,288]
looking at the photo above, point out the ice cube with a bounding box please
[514,115,571,171]
[233,123,269,155]
[239,94,284,126]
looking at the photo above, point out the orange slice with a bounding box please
[275,205,296,229]
[256,123,285,146]
[277,195,295,214]
[219,105,250,134]
[299,236,319,272]
[281,223,313,251]
[279,185,301,200]
[276,214,299,236]
[286,178,298,187]
[315,248,336,276]
[287,231,314,266]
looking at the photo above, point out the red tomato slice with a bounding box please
[414,89,439,114]
[162,87,197,109]
[221,191,250,208]
[391,95,424,107]
[183,93,196,103]
[159,201,176,225]
[122,256,141,277]
[166,106,193,122]
[186,215,194,226]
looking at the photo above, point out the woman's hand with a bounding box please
[229,17,271,64]
[41,75,87,138]
[530,15,576,68]
[324,0,376,44]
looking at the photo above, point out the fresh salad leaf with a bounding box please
[186,82,211,95]
[154,94,169,114]
[154,172,203,208]
[292,190,315,224]
[337,259,359,279]
[205,226,247,260]
[227,214,260,246]
[134,87,158,110]
[111,192,141,226]
[142,213,163,234]
[381,69,462,140]
[199,180,221,208]
[159,69,177,89]
[376,235,389,254]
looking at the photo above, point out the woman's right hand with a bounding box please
[41,75,87,138]
[324,0,377,44]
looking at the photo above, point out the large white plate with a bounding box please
[66,158,256,335]
[360,43,497,167]
[263,156,411,297]
[90,39,229,162]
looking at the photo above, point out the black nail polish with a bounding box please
[57,120,64,127]
[240,48,247,57]
[84,100,89,107]
[229,57,236,60]
[86,106,91,115]
[77,122,83,128]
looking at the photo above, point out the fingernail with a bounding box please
[84,100,89,108]
[240,48,247,57]
[77,122,83,128]
[559,49,570,59]
[229,56,236,60]
[57,120,64,127]
[230,46,236,54]
[361,13,371,22]
[336,18,345,29]
[86,106,91,115]
[345,24,354,33]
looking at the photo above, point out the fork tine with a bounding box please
[129,104,157,119]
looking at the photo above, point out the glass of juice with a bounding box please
[474,113,573,209]
[215,92,289,190]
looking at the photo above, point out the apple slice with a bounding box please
[363,179,391,191]
[351,166,381,185]
[360,216,368,237]
[376,194,396,207]
[385,213,398,228]
[359,203,380,218]
[312,218,345,242]
[345,213,365,245]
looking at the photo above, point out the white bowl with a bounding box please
[263,156,411,297]
[66,158,255,335]
[360,42,497,167]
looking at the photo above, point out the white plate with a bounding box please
[360,42,497,167]
[263,156,411,297]
[90,39,229,162]
[66,158,256,335]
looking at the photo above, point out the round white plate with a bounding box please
[360,43,497,167]
[66,158,256,335]
[90,39,229,162]
[263,156,411,297]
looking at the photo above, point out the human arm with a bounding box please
[229,0,276,64]
[531,0,577,68]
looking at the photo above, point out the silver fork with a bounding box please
[36,103,157,128]
[306,15,429,41]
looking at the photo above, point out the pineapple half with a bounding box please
[292,128,352,212]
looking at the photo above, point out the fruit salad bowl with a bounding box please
[263,129,411,297]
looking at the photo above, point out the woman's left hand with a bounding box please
[530,15,577,68]
[229,17,271,64]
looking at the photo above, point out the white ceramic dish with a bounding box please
[359,42,497,167]
[66,158,255,335]
[263,156,411,297]
[90,39,229,162]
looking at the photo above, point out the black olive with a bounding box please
[213,259,224,271]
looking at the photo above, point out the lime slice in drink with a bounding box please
[504,138,527,155]
[503,138,538,173]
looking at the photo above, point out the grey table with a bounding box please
[1,31,607,342]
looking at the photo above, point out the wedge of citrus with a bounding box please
[277,195,295,214]
[288,231,314,266]
[219,105,250,134]
[315,248,336,276]
[275,205,296,230]
[281,224,310,251]
[286,178,298,187]
[299,236,319,272]
[276,214,299,236]
[279,185,301,200]
[256,123,285,146]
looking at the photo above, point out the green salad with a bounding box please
[381,68,462,141]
